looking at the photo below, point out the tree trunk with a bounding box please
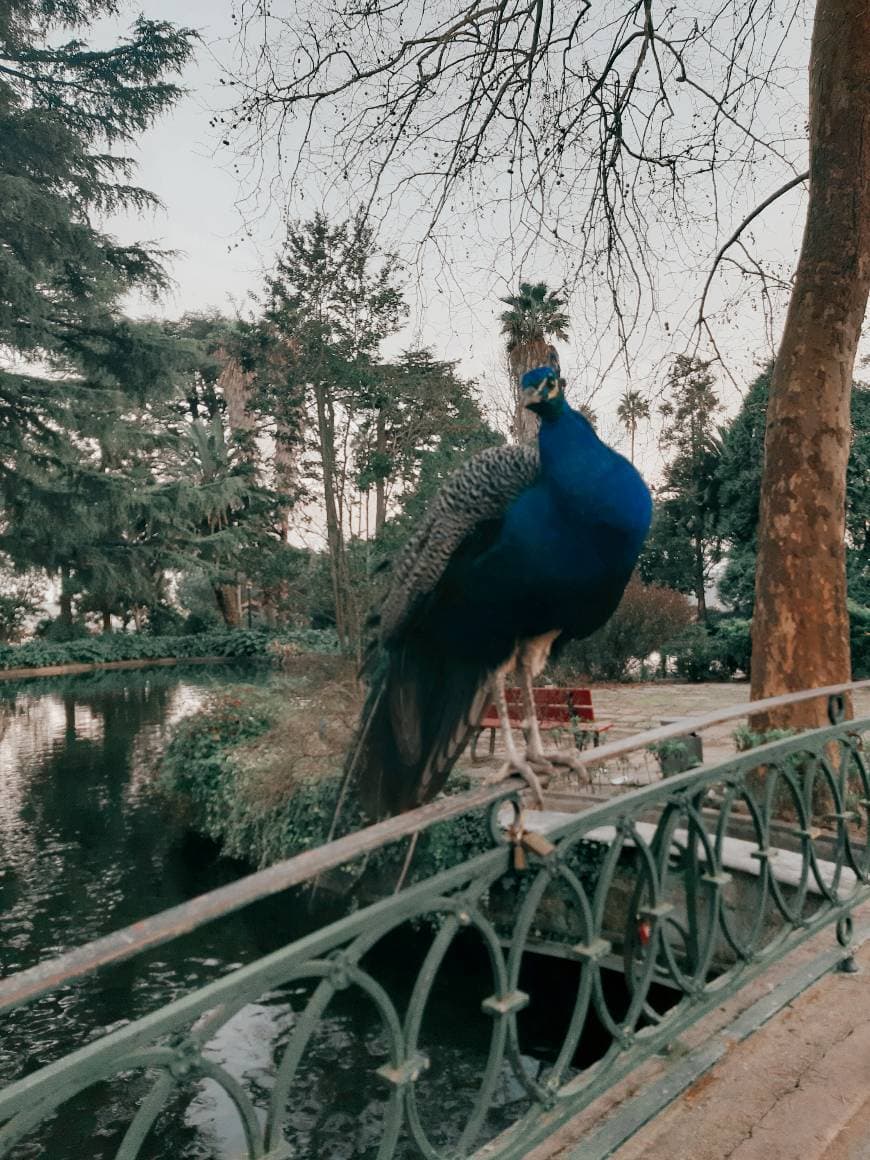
[102,609,112,634]
[751,0,870,731]
[313,381,353,646]
[374,405,387,537]
[274,420,298,540]
[219,355,255,441]
[215,583,242,628]
[694,532,707,623]
[59,566,73,627]
[509,339,552,443]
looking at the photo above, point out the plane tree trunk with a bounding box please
[751,0,870,730]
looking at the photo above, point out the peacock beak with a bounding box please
[523,382,557,411]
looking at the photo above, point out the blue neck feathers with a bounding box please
[539,403,653,539]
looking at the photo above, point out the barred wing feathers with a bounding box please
[377,443,539,642]
[346,443,541,821]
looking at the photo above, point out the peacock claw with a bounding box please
[534,750,592,783]
[525,755,559,777]
[485,759,547,806]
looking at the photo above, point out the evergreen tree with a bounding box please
[354,349,501,539]
[715,369,870,613]
[0,0,194,486]
[639,356,722,620]
[255,211,406,647]
[1,313,287,632]
[151,315,287,629]
[616,389,651,464]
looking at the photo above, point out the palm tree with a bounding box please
[499,281,570,442]
[616,389,651,463]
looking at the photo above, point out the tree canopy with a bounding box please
[0,0,195,476]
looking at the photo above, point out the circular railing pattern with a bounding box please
[0,709,868,1159]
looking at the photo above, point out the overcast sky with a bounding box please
[98,1,840,474]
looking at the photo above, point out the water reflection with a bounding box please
[0,666,543,1159]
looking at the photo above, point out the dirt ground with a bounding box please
[464,681,870,793]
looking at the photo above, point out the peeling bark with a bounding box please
[751,0,870,730]
[219,356,255,438]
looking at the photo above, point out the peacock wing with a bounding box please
[341,443,540,825]
[376,442,540,644]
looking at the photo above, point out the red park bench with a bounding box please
[470,685,612,761]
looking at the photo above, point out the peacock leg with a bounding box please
[483,668,546,805]
[518,661,556,771]
[517,660,591,784]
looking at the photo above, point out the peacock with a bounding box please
[340,365,653,822]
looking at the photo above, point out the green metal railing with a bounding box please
[1,682,869,1158]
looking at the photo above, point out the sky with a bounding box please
[98,1,834,478]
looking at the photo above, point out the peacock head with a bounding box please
[521,365,565,420]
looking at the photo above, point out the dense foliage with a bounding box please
[635,362,869,682]
[0,0,194,490]
[0,628,338,671]
[2,4,862,685]
[638,356,722,620]
[161,675,492,876]
[552,578,693,681]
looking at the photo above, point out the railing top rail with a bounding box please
[1,678,867,1015]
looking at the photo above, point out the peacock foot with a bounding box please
[527,749,592,783]
[484,758,549,806]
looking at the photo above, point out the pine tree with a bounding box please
[354,349,501,539]
[0,0,195,488]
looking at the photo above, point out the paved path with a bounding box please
[529,909,870,1160]
[467,682,870,792]
[609,941,870,1160]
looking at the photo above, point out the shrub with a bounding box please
[669,606,866,683]
[667,618,752,682]
[648,736,703,775]
[0,572,44,643]
[709,616,753,677]
[732,723,797,752]
[161,675,493,880]
[669,624,720,682]
[35,617,91,643]
[552,578,693,682]
[145,603,187,636]
[184,610,223,635]
[0,627,341,671]
[850,601,870,679]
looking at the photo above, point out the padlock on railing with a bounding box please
[507,813,556,871]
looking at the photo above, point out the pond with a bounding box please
[0,664,627,1158]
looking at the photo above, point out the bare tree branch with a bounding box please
[696,169,809,333]
[224,0,809,368]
